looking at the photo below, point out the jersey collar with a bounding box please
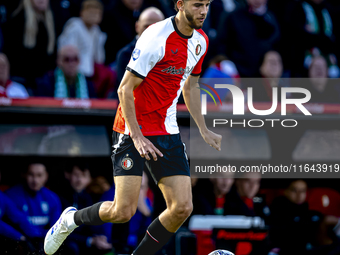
[171,16,193,39]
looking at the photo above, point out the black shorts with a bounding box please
[111,131,190,184]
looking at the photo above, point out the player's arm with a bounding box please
[182,75,222,151]
[118,71,163,161]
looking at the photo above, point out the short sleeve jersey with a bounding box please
[113,16,209,136]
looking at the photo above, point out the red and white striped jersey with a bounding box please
[113,16,209,136]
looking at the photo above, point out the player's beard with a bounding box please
[185,9,203,29]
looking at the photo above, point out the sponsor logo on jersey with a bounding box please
[122,155,133,170]
[132,49,141,61]
[161,66,194,75]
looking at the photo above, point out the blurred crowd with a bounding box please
[1,163,340,255]
[0,0,339,102]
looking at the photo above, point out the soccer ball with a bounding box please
[208,250,235,255]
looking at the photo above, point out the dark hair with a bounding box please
[25,158,47,172]
[25,162,48,175]
[258,49,280,67]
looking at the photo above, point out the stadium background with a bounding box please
[1,0,340,254]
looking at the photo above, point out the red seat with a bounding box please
[192,230,215,255]
[307,188,340,217]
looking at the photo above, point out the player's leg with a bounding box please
[98,175,142,223]
[44,131,144,254]
[74,175,142,225]
[44,175,142,254]
[158,175,193,230]
[133,175,193,255]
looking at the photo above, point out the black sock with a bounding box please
[74,202,105,226]
[133,217,174,255]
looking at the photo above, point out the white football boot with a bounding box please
[208,250,235,255]
[44,207,78,255]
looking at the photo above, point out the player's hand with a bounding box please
[201,129,222,151]
[132,135,163,161]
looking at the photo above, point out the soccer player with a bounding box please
[44,0,223,254]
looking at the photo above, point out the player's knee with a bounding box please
[107,205,136,223]
[116,213,133,223]
[172,201,193,221]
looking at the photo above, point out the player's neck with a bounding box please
[174,14,194,37]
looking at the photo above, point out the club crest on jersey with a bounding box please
[196,44,201,55]
[132,49,141,61]
[161,66,194,75]
[122,155,133,170]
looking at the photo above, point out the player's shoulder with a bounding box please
[140,17,174,42]
[194,29,209,44]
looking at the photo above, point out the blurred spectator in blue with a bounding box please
[5,163,62,253]
[0,53,29,98]
[3,0,56,88]
[0,169,40,254]
[288,0,338,77]
[215,0,280,77]
[228,172,270,221]
[35,45,96,98]
[58,162,112,254]
[116,7,164,86]
[305,55,340,103]
[192,173,234,216]
[58,0,106,78]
